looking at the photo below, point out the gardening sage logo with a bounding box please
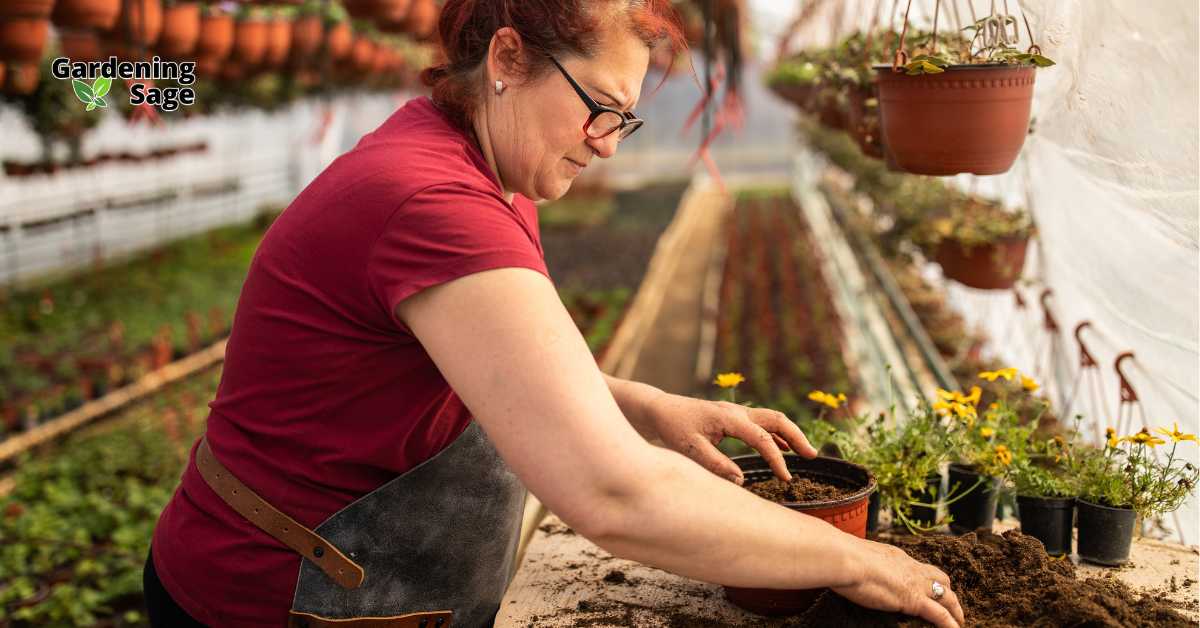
[52,56,198,112]
[72,77,113,111]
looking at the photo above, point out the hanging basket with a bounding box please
[262,16,291,70]
[60,29,108,61]
[405,0,437,40]
[324,21,352,61]
[349,35,375,75]
[52,0,122,31]
[157,1,200,59]
[768,82,816,110]
[4,61,40,94]
[195,11,234,77]
[108,0,164,48]
[234,17,269,67]
[0,1,54,64]
[875,63,1036,176]
[289,14,322,62]
[846,85,884,159]
[934,234,1030,291]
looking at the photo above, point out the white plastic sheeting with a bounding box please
[771,0,1199,543]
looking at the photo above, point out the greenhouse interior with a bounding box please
[0,0,1197,626]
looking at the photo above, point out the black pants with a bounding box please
[144,547,208,627]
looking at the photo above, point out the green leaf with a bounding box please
[93,96,108,108]
[92,77,112,99]
[86,101,97,112]
[1029,54,1056,67]
[71,80,95,105]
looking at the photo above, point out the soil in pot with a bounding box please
[1076,498,1136,566]
[799,530,1194,627]
[934,235,1029,291]
[1016,494,1074,557]
[725,455,875,617]
[946,464,1000,534]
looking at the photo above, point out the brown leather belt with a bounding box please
[195,436,366,589]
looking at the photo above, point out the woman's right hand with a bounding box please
[832,537,966,628]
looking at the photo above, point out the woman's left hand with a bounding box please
[641,392,818,485]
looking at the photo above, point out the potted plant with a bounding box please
[321,0,352,62]
[52,0,121,31]
[404,0,437,41]
[909,191,1035,291]
[105,0,164,58]
[233,3,270,69]
[157,0,200,59]
[0,0,55,64]
[348,21,378,77]
[290,0,324,66]
[766,55,820,110]
[1075,425,1198,566]
[1009,427,1077,556]
[193,3,233,77]
[874,9,1055,175]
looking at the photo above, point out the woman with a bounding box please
[145,1,965,627]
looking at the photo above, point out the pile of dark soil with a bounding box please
[745,475,859,503]
[800,530,1194,627]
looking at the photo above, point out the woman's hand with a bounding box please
[834,537,966,628]
[641,391,818,484]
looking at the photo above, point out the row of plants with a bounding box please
[712,191,853,453]
[0,211,275,440]
[769,2,1054,177]
[1,140,206,178]
[804,367,1198,565]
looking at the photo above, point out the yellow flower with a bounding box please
[715,372,745,389]
[995,445,1012,466]
[1021,376,1040,392]
[933,400,954,415]
[837,393,847,403]
[808,390,841,409]
[980,427,995,438]
[936,388,957,401]
[989,402,1000,410]
[966,386,982,405]
[979,368,1018,382]
[1155,423,1198,443]
[951,403,977,421]
[1106,427,1119,449]
[1127,429,1166,448]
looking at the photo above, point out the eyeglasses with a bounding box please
[548,56,644,141]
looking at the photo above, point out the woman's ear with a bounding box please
[487,27,526,88]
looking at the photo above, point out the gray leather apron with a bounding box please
[289,421,527,628]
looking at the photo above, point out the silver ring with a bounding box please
[931,581,946,600]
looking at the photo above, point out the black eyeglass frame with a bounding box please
[548,55,644,141]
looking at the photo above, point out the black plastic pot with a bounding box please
[1016,495,1074,556]
[947,464,1000,534]
[1076,498,1136,566]
[867,490,881,533]
[908,474,942,528]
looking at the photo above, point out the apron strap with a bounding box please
[196,436,366,589]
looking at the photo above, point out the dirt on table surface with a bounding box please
[745,474,859,503]
[799,529,1195,628]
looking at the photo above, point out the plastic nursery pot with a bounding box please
[157,1,200,59]
[874,64,1036,176]
[53,0,121,30]
[724,455,876,617]
[934,234,1029,291]
[946,463,1001,535]
[109,0,164,48]
[908,474,943,528]
[769,82,816,110]
[1075,498,1136,566]
[1016,495,1074,557]
[867,490,882,533]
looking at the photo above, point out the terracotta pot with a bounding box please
[934,235,1029,291]
[344,0,410,24]
[349,35,374,74]
[109,0,163,47]
[59,29,107,61]
[289,14,321,61]
[157,1,199,59]
[52,0,121,30]
[4,62,40,94]
[0,17,50,63]
[324,21,351,60]
[0,0,56,19]
[0,62,6,89]
[769,82,816,110]
[263,17,291,69]
[405,0,437,39]
[195,11,233,75]
[724,455,876,616]
[875,63,1036,176]
[234,18,268,67]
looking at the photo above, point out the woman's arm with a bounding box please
[397,268,963,628]
[602,374,664,442]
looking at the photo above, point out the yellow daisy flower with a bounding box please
[1155,423,1198,443]
[715,372,745,389]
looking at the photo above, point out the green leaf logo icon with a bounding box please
[72,77,112,111]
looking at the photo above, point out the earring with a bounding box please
[495,80,505,95]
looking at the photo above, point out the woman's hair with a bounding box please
[421,0,687,131]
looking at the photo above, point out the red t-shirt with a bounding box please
[151,97,549,627]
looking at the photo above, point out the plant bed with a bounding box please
[725,454,875,616]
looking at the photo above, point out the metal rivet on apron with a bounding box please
[312,546,324,558]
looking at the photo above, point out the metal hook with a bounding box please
[1013,288,1026,309]
[1074,321,1098,368]
[1039,289,1058,333]
[1114,352,1138,404]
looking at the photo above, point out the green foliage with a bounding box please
[1077,427,1199,518]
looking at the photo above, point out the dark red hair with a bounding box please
[421,0,687,131]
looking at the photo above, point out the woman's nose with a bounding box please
[585,132,620,159]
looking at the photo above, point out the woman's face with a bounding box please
[489,25,650,202]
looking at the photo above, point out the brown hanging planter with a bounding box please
[343,0,410,23]
[324,21,352,61]
[234,16,269,67]
[875,64,1035,175]
[157,1,200,59]
[405,0,437,40]
[263,16,292,70]
[289,14,322,62]
[59,28,107,61]
[4,61,40,94]
[109,0,164,48]
[934,235,1030,290]
[0,0,54,64]
[349,35,375,75]
[195,11,234,77]
[52,0,121,31]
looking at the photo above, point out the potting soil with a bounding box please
[746,474,859,503]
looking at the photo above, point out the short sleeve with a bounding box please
[368,183,550,331]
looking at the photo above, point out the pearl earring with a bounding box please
[495,80,505,95]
